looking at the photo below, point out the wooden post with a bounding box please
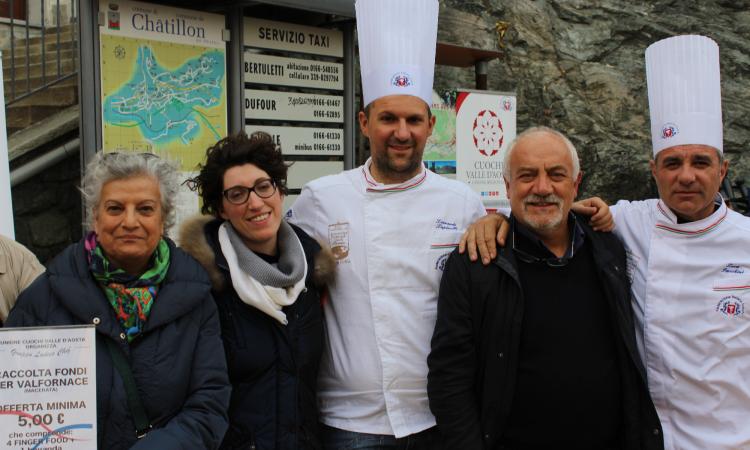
[475,59,488,90]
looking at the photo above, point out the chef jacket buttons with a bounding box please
[92,317,101,325]
[120,333,127,340]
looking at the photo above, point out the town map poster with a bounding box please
[98,0,227,229]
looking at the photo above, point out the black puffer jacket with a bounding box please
[6,238,231,450]
[180,216,335,450]
[428,219,664,450]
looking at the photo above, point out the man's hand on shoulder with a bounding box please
[572,197,614,232]
[458,213,509,265]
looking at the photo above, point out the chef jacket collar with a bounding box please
[655,193,727,236]
[361,157,427,193]
[510,212,585,263]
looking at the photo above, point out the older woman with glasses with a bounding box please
[6,152,230,449]
[180,132,334,450]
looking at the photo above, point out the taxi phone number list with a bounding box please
[313,110,341,119]
[313,131,342,140]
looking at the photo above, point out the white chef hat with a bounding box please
[355,0,439,107]
[645,35,722,156]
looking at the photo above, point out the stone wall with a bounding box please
[435,0,750,202]
[12,154,82,264]
[9,1,750,263]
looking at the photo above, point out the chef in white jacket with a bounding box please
[463,34,750,450]
[285,0,486,448]
[610,35,750,450]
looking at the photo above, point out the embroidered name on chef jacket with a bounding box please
[721,263,745,274]
[430,218,462,271]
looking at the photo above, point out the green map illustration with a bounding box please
[101,34,227,169]
[424,107,456,161]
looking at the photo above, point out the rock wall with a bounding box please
[435,0,750,202]
[9,1,750,264]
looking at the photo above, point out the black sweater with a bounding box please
[427,219,663,450]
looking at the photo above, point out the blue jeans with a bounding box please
[321,424,441,450]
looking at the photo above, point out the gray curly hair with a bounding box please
[81,152,180,232]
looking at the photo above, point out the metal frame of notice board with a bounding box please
[241,10,353,206]
[77,0,356,172]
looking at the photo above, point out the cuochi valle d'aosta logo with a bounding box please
[390,72,412,88]
[661,122,678,139]
[472,109,504,157]
[716,295,744,317]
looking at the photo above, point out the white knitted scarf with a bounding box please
[218,222,307,325]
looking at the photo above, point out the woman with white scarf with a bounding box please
[180,132,335,450]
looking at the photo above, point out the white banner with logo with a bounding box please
[455,91,516,209]
[0,326,97,450]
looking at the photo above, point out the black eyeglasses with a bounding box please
[223,179,277,204]
[511,229,570,268]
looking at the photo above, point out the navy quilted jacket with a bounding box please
[6,238,231,450]
[195,219,324,450]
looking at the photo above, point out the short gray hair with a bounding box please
[82,152,180,232]
[503,126,580,180]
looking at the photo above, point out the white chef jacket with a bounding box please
[286,159,486,437]
[612,196,750,450]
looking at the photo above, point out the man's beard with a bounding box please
[372,140,423,181]
[522,193,564,230]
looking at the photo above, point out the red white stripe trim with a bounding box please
[655,202,727,236]
[362,166,427,193]
[713,285,750,292]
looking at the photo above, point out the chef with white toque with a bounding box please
[610,34,750,450]
[285,0,486,448]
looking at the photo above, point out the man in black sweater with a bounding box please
[427,127,663,450]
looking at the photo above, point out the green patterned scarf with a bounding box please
[86,232,171,342]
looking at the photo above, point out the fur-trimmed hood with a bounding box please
[178,215,336,292]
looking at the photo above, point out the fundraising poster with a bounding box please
[455,91,516,209]
[99,0,227,170]
[0,326,97,450]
